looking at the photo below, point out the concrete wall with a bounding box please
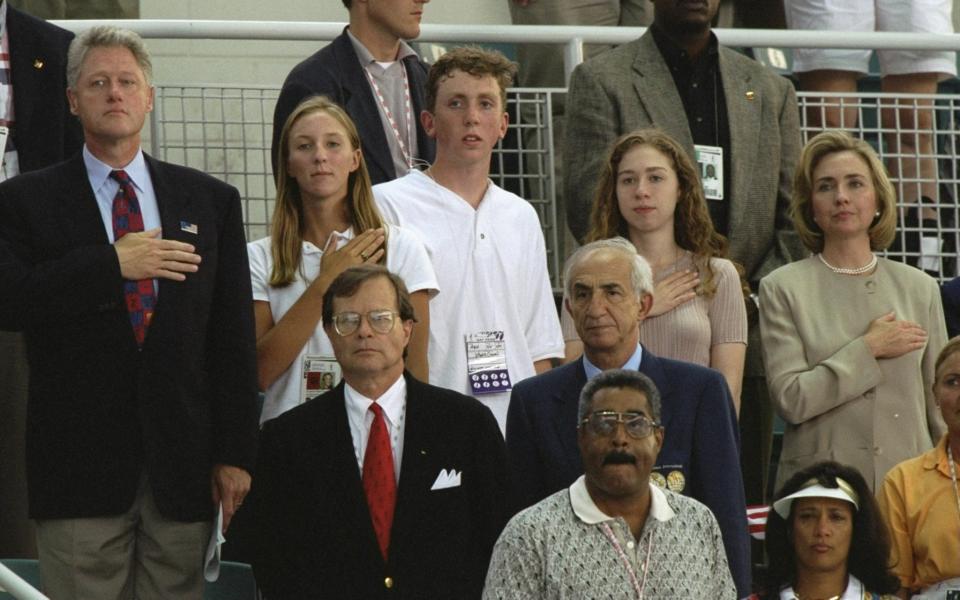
[140,0,513,86]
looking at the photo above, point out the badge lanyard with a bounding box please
[364,65,414,170]
[600,523,654,599]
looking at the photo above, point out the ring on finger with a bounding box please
[360,252,369,260]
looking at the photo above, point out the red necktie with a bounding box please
[363,402,396,561]
[110,170,156,347]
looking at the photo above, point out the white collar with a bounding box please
[779,574,864,600]
[344,374,406,428]
[83,145,149,195]
[568,475,675,525]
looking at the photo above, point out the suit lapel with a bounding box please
[631,34,695,151]
[552,361,587,464]
[60,154,111,248]
[719,49,760,251]
[637,348,673,432]
[333,34,394,180]
[143,155,191,317]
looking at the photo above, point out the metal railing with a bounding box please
[150,84,960,286]
[51,21,960,284]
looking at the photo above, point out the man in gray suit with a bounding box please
[564,0,804,530]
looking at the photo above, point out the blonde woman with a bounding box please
[249,96,437,423]
[761,130,946,492]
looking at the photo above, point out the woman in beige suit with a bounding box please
[760,131,947,493]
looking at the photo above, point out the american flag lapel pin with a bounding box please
[180,221,198,234]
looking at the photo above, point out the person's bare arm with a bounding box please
[710,342,746,416]
[404,290,430,382]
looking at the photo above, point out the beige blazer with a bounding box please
[760,257,947,492]
[564,30,805,287]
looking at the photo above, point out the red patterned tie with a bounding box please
[363,402,396,561]
[110,170,156,347]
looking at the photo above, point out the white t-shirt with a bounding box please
[248,224,438,424]
[373,170,564,432]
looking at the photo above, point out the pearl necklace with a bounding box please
[817,252,877,275]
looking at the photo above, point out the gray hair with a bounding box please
[563,237,653,300]
[577,369,662,424]
[67,26,153,89]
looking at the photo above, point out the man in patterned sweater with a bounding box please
[483,369,735,599]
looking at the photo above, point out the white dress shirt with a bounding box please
[344,375,407,482]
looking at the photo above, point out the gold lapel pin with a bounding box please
[33,59,44,69]
[745,90,756,101]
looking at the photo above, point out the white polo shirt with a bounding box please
[373,170,564,433]
[249,224,438,424]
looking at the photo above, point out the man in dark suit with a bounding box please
[0,26,258,598]
[506,237,751,596]
[0,2,83,559]
[271,0,434,185]
[3,2,82,174]
[251,264,511,600]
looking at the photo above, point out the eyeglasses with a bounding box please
[332,310,398,336]
[580,411,660,439]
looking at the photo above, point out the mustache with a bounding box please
[603,451,636,465]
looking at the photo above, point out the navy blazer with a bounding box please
[271,29,435,185]
[7,6,82,173]
[0,152,259,521]
[250,373,512,600]
[942,277,960,338]
[506,348,751,597]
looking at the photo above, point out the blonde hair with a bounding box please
[585,129,743,298]
[791,130,897,253]
[935,336,960,384]
[270,96,387,286]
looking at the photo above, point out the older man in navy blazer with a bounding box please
[506,237,750,596]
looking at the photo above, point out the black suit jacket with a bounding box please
[505,349,752,597]
[271,29,435,185]
[7,6,82,173]
[0,152,259,521]
[250,373,512,600]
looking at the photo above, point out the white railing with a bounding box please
[51,20,960,79]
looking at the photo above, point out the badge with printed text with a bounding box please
[465,331,513,395]
[301,355,341,403]
[695,144,723,201]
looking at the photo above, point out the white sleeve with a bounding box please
[386,225,439,296]
[520,209,564,362]
[247,238,271,302]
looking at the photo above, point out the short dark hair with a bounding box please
[321,265,417,327]
[341,0,351,8]
[764,461,899,596]
[577,369,661,424]
[425,46,517,112]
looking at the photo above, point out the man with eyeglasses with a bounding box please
[485,369,736,598]
[505,237,750,596]
[249,264,512,600]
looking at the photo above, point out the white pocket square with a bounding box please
[430,468,462,490]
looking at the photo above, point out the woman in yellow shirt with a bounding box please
[877,336,960,598]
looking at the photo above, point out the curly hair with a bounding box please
[269,96,387,286]
[584,129,744,299]
[425,46,516,113]
[764,461,900,596]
